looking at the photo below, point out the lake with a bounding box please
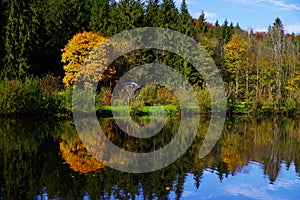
[0,116,299,199]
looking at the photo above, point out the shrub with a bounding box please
[41,73,62,94]
[61,32,107,87]
[0,77,66,116]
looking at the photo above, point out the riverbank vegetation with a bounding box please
[0,0,300,118]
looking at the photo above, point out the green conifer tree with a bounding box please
[159,0,179,29]
[177,0,195,37]
[43,0,90,75]
[89,0,110,35]
[144,0,160,27]
[0,0,8,74]
[196,11,208,36]
[4,0,44,78]
[117,0,144,31]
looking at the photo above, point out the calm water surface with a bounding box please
[0,117,299,199]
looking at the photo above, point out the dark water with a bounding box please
[0,116,299,199]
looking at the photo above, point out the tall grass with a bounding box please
[0,76,67,116]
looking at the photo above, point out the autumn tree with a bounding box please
[284,34,300,98]
[224,33,251,100]
[264,18,285,100]
[244,32,256,100]
[61,32,107,87]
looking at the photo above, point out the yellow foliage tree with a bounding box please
[61,31,107,87]
[285,69,300,95]
[199,35,218,56]
[224,33,252,100]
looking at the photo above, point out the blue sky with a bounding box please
[174,0,300,34]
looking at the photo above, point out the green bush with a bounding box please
[139,83,158,105]
[281,99,298,116]
[0,77,66,116]
[195,89,211,114]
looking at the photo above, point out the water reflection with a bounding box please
[59,121,105,174]
[178,162,300,200]
[34,187,48,200]
[0,117,299,199]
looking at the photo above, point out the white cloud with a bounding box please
[174,0,182,5]
[286,23,300,34]
[224,183,281,200]
[268,178,300,190]
[225,0,300,11]
[196,11,218,20]
[225,0,258,5]
[266,0,300,11]
[253,26,268,33]
[204,11,218,19]
[252,23,300,34]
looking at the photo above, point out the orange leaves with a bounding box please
[62,31,142,88]
[61,31,107,87]
[60,138,105,174]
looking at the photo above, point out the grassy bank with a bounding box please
[1,77,300,119]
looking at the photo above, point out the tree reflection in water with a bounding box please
[0,117,299,199]
[59,134,105,174]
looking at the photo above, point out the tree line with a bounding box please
[0,0,193,78]
[1,0,300,114]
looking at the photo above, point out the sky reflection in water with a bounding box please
[176,162,300,200]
